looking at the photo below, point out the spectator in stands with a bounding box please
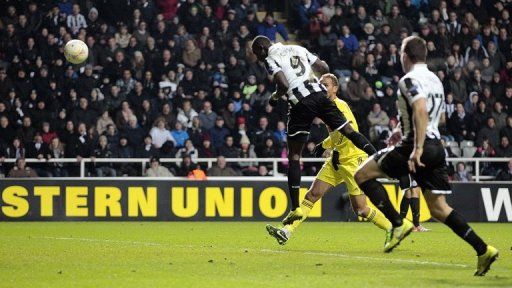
[257,164,270,176]
[495,136,512,158]
[149,118,176,149]
[218,135,240,159]
[502,116,512,143]
[182,40,202,68]
[329,39,352,78]
[0,116,15,146]
[496,160,512,181]
[346,71,370,102]
[388,5,412,35]
[273,121,287,148]
[116,136,137,176]
[96,110,115,136]
[476,117,500,148]
[473,101,491,130]
[198,101,217,131]
[198,135,216,159]
[146,156,174,177]
[176,139,198,161]
[209,117,230,150]
[66,4,87,35]
[465,38,489,65]
[17,116,36,146]
[340,25,359,53]
[367,103,390,143]
[8,158,38,178]
[474,138,497,176]
[92,135,116,177]
[207,156,240,176]
[253,116,274,150]
[493,102,508,130]
[448,69,468,103]
[48,137,67,177]
[26,133,51,177]
[449,103,475,142]
[170,122,189,148]
[238,135,257,174]
[176,155,199,177]
[177,100,199,129]
[453,162,473,182]
[136,135,159,158]
[258,13,288,42]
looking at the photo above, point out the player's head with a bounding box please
[400,36,427,73]
[319,73,339,99]
[251,36,272,62]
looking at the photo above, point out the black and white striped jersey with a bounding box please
[397,64,445,142]
[264,43,325,105]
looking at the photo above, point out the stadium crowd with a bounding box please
[0,0,511,179]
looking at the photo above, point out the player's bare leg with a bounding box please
[268,176,391,245]
[422,191,498,276]
[354,157,414,252]
[267,178,330,245]
[281,139,305,225]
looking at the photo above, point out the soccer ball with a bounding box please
[64,39,89,64]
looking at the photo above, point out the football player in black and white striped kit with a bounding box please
[251,36,376,225]
[354,36,497,275]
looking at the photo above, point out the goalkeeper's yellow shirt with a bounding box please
[321,98,366,161]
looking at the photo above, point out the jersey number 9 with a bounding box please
[290,56,306,77]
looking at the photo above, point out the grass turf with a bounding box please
[0,222,511,288]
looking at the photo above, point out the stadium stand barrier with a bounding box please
[2,157,510,181]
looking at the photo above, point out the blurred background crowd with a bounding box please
[0,0,511,180]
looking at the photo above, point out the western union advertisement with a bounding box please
[0,179,420,221]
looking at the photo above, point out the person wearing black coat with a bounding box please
[135,135,159,158]
[25,133,51,177]
[449,103,475,142]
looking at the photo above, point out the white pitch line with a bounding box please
[33,236,469,268]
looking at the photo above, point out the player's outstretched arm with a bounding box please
[339,124,377,156]
[312,59,329,75]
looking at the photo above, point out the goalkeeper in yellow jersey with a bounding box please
[266,73,392,245]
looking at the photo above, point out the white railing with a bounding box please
[1,157,510,181]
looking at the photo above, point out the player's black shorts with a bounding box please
[287,92,348,143]
[374,139,452,194]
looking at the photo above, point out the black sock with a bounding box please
[410,197,420,227]
[444,210,487,255]
[344,131,377,155]
[288,159,301,209]
[400,196,410,219]
[359,179,402,227]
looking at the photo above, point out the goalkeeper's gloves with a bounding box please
[269,92,280,107]
[331,150,340,170]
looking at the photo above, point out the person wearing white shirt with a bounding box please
[149,118,176,148]
[66,4,87,35]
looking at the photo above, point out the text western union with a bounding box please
[0,186,321,218]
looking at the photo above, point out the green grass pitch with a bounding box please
[1,222,511,287]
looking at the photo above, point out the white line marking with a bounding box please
[31,236,469,268]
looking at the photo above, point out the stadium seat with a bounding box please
[462,147,477,157]
[460,140,474,149]
[450,147,461,157]
[446,141,458,147]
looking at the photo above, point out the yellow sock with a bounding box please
[284,198,314,233]
[366,206,392,231]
